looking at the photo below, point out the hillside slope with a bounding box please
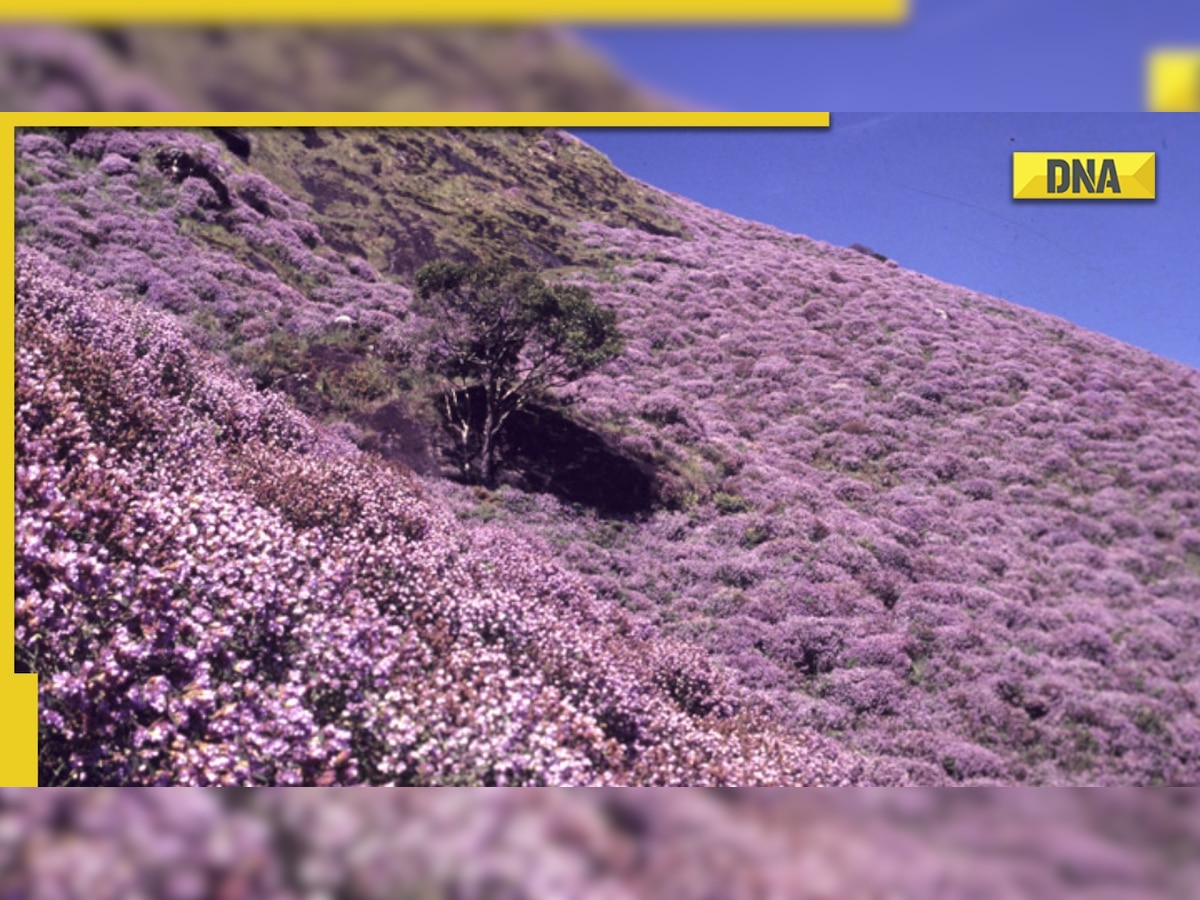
[14,126,1200,785]
[16,245,869,786]
[0,26,668,112]
[546,201,1200,785]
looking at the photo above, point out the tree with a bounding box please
[412,260,624,487]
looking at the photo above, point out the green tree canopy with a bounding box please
[412,259,624,486]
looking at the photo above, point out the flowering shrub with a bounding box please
[14,128,412,360]
[516,194,1200,785]
[15,248,867,786]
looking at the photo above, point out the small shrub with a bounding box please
[740,524,773,549]
[714,492,752,515]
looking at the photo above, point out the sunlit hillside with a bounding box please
[15,126,1200,785]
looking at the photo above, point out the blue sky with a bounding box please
[581,0,1200,112]
[572,114,1200,370]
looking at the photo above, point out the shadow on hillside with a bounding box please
[500,403,659,516]
[355,391,660,516]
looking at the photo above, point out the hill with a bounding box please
[0,26,668,112]
[14,126,1200,785]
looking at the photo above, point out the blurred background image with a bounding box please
[583,0,1200,112]
[2,788,1199,898]
[1,0,1199,112]
[0,26,672,112]
[6,3,1200,899]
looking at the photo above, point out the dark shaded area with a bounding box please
[48,127,91,150]
[422,386,660,514]
[212,127,252,161]
[599,795,652,840]
[849,242,889,262]
[90,27,133,60]
[154,147,231,208]
[500,401,659,515]
[300,127,328,150]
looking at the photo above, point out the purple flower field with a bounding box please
[13,126,1200,785]
[17,245,867,786]
[2,788,1198,898]
[534,200,1200,785]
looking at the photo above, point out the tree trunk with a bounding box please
[480,392,498,487]
[480,428,495,487]
[445,388,474,480]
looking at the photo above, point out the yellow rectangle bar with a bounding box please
[1012,152,1156,200]
[0,677,39,786]
[0,114,33,785]
[0,0,908,24]
[1146,48,1200,111]
[8,112,830,129]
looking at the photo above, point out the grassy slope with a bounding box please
[230,126,687,280]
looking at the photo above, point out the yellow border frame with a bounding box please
[1,119,36,788]
[12,112,828,128]
[3,110,828,786]
[2,1,907,24]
